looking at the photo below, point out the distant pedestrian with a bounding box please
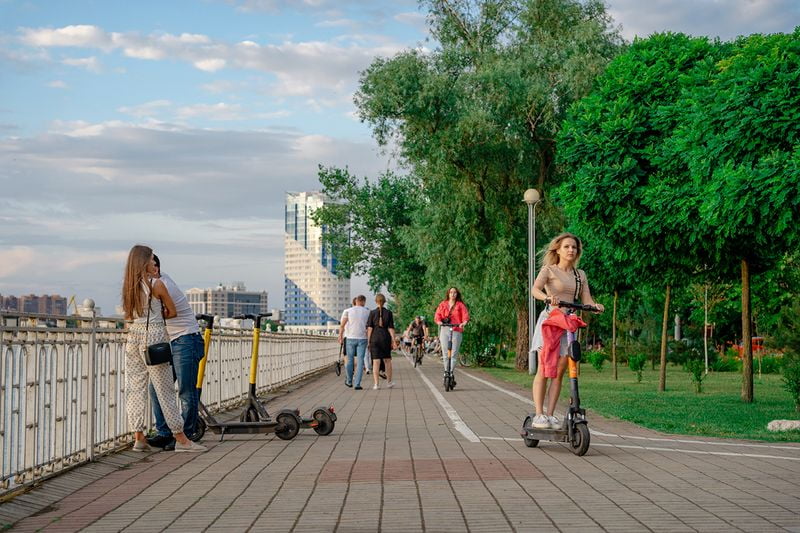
[338,295,370,390]
[146,255,206,450]
[367,293,397,389]
[121,245,206,453]
[434,287,470,387]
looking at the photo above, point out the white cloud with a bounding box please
[394,11,427,32]
[62,56,101,72]
[16,24,405,102]
[315,18,358,29]
[118,100,172,118]
[608,0,800,41]
[0,247,36,277]
[176,102,244,120]
[47,79,67,89]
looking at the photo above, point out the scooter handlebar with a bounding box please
[233,313,273,320]
[557,301,601,313]
[195,313,214,328]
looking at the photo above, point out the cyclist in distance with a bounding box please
[405,315,430,364]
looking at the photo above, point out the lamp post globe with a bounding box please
[523,188,540,205]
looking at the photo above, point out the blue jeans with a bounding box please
[346,338,367,387]
[149,332,204,437]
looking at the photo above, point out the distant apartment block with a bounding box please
[0,293,67,315]
[284,191,350,327]
[186,283,268,318]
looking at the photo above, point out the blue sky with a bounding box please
[1,0,798,315]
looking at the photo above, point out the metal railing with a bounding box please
[0,309,337,498]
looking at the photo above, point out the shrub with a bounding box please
[782,352,800,412]
[684,359,706,393]
[585,350,607,372]
[667,339,702,366]
[628,353,647,383]
[755,354,783,375]
[710,356,741,373]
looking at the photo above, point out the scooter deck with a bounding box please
[206,421,280,435]
[522,427,570,442]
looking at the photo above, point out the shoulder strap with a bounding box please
[573,268,582,303]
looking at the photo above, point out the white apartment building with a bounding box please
[186,283,269,318]
[284,191,350,328]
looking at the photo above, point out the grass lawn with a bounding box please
[478,361,800,443]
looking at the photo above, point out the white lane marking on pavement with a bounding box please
[407,353,480,443]
[478,436,800,462]
[462,371,800,453]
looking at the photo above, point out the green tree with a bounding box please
[666,29,800,402]
[556,33,726,391]
[355,0,621,368]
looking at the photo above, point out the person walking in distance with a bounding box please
[530,232,604,430]
[146,255,206,450]
[434,287,470,387]
[367,293,397,389]
[121,245,206,453]
[338,295,370,390]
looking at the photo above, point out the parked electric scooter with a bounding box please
[195,313,336,440]
[520,301,597,456]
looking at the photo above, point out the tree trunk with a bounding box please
[612,289,618,380]
[658,284,671,392]
[741,259,753,403]
[515,305,529,371]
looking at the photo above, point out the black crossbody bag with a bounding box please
[144,281,173,366]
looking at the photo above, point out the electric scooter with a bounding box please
[195,313,336,440]
[520,301,598,456]
[440,320,458,392]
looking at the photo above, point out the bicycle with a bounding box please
[413,335,425,367]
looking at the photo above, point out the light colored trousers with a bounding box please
[125,322,185,434]
[439,329,463,374]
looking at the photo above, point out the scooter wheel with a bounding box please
[189,418,206,442]
[312,409,335,436]
[570,424,590,456]
[275,413,300,440]
[335,361,342,376]
[522,416,539,448]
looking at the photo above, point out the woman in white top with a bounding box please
[121,245,206,452]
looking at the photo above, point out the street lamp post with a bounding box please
[524,189,541,375]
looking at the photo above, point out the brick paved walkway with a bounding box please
[3,352,800,532]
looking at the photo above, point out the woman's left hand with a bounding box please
[595,303,605,313]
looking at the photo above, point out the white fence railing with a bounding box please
[0,310,338,498]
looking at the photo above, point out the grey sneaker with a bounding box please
[532,414,550,429]
[548,415,562,430]
[132,440,152,452]
[175,440,207,453]
[387,381,395,389]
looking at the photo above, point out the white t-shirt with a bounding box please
[160,273,200,341]
[341,305,369,339]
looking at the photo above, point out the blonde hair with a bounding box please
[541,232,582,267]
[122,244,153,320]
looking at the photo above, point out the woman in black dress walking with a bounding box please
[367,293,397,389]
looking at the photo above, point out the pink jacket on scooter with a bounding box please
[540,308,586,378]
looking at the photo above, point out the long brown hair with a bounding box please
[375,293,386,326]
[444,287,462,303]
[122,244,153,320]
[541,232,582,268]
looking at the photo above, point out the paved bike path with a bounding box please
[3,352,800,532]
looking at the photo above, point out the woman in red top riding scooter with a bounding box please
[434,287,470,387]
[531,233,604,430]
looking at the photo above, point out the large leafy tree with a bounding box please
[556,33,726,390]
[666,29,800,401]
[354,0,622,368]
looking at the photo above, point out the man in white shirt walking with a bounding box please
[338,295,370,390]
[147,255,205,450]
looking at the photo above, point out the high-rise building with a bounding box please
[3,294,68,314]
[186,283,268,318]
[284,191,350,327]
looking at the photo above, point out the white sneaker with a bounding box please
[548,415,562,430]
[532,414,550,429]
[372,384,379,390]
[175,440,207,453]
[387,381,395,389]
